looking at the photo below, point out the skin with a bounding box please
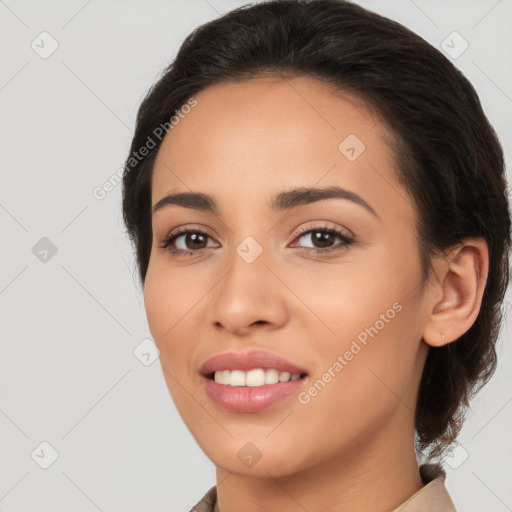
[144,75,488,512]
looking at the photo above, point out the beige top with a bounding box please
[190,463,457,512]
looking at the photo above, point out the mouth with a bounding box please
[199,350,309,411]
[200,349,309,385]
[205,369,309,387]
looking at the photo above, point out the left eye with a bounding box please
[291,227,355,252]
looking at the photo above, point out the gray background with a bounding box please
[0,0,511,510]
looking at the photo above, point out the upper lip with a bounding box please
[200,350,308,376]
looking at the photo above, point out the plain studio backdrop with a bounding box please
[0,0,511,511]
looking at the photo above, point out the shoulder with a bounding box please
[392,463,457,512]
[189,485,217,512]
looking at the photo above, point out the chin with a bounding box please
[196,435,313,478]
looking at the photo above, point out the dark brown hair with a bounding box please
[122,0,511,459]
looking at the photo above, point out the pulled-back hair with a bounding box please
[122,0,511,459]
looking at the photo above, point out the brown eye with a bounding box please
[300,230,338,249]
[178,232,208,250]
[159,229,218,256]
[291,226,355,254]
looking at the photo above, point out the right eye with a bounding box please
[158,228,219,257]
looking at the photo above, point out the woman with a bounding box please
[121,1,511,510]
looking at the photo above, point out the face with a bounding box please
[144,75,430,477]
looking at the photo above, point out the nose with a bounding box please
[207,245,290,337]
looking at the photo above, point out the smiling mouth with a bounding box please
[206,368,309,387]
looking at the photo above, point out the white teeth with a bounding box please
[230,370,246,387]
[246,369,265,387]
[265,369,279,384]
[212,368,303,387]
[278,371,291,382]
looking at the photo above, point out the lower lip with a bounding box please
[202,375,307,412]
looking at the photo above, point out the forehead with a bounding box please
[151,75,407,219]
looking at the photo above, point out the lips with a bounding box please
[200,350,309,377]
[199,350,310,412]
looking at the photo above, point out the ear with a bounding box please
[422,237,489,347]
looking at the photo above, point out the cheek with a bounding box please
[283,248,424,412]
[289,303,423,467]
[144,258,201,342]
[144,266,202,423]
[143,262,199,381]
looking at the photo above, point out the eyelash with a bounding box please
[158,223,356,258]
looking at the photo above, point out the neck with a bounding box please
[214,407,424,512]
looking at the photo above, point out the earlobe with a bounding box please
[422,237,489,348]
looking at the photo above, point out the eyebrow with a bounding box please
[152,185,378,218]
